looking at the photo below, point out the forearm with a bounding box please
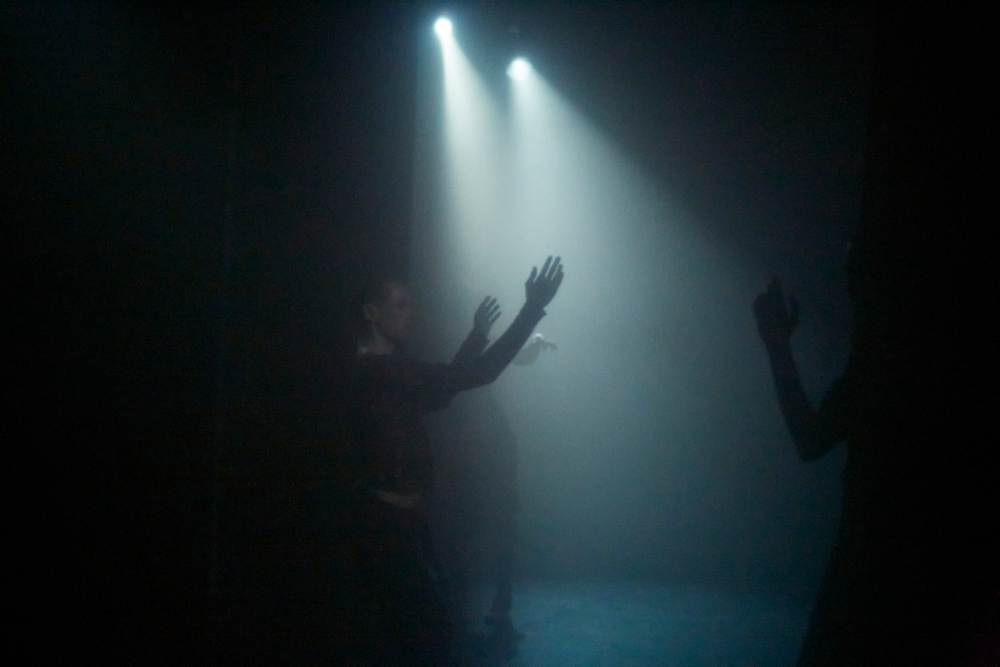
[764,342,833,461]
[466,303,546,386]
[452,329,489,366]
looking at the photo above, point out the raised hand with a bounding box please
[473,296,502,338]
[525,256,564,309]
[753,277,800,347]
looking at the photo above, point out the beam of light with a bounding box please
[500,63,733,567]
[433,16,452,40]
[417,26,735,576]
[507,57,532,80]
[439,31,505,259]
[507,66,681,316]
[411,14,512,359]
[412,11,843,607]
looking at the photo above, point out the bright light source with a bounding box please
[507,58,532,80]
[434,17,453,39]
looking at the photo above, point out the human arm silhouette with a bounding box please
[410,257,565,412]
[754,277,845,461]
[453,296,501,365]
[469,256,563,384]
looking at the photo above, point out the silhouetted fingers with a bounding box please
[489,310,501,325]
[526,266,538,286]
[476,297,493,319]
[547,257,562,281]
[538,256,553,280]
[552,267,564,291]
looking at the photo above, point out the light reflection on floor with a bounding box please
[464,582,809,667]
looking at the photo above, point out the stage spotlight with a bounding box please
[434,17,453,39]
[507,57,532,80]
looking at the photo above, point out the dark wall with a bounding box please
[790,6,996,659]
[8,2,424,661]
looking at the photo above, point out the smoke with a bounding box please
[411,14,847,594]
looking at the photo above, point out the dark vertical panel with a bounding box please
[8,2,423,661]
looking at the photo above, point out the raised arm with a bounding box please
[754,277,845,461]
[468,256,564,385]
[452,296,500,365]
[410,257,564,413]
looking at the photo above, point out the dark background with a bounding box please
[8,2,992,662]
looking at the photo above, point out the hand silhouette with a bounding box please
[524,256,564,309]
[473,296,502,338]
[753,277,799,347]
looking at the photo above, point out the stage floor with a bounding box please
[463,582,809,667]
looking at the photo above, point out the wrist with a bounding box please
[522,297,546,311]
[521,301,546,319]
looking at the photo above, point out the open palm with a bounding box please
[753,277,799,346]
[525,256,564,309]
